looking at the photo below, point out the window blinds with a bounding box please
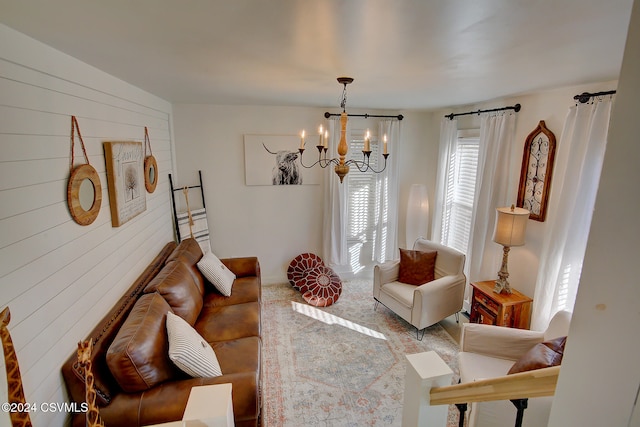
[441,136,479,254]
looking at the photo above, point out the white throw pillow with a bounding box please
[166,311,222,378]
[197,251,236,296]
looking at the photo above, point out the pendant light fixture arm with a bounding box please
[298,146,340,169]
[346,153,389,173]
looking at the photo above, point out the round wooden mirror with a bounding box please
[67,164,102,225]
[144,155,158,193]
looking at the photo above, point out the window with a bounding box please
[346,130,384,273]
[440,130,479,255]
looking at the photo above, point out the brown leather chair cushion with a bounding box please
[106,293,181,392]
[398,248,437,285]
[508,336,567,374]
[144,260,203,325]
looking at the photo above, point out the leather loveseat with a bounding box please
[61,238,262,427]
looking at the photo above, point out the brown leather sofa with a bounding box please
[61,238,262,427]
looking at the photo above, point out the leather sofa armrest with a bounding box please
[460,322,545,360]
[221,257,260,278]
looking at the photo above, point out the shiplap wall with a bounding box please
[0,25,175,426]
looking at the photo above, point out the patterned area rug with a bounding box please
[262,279,460,426]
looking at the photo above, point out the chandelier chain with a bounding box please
[340,84,348,112]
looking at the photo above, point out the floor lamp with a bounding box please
[492,205,530,294]
[406,184,429,248]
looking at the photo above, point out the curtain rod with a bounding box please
[445,103,521,120]
[573,90,616,103]
[324,112,404,120]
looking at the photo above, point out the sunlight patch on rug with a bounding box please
[291,301,387,340]
[263,279,461,427]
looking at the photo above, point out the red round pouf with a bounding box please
[287,253,324,290]
[300,265,342,307]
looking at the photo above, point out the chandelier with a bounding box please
[298,77,389,183]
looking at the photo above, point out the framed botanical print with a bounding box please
[104,141,146,226]
[517,120,556,222]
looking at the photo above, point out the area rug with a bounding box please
[262,279,461,426]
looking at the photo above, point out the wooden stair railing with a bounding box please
[431,365,560,427]
[403,350,561,427]
[430,365,560,405]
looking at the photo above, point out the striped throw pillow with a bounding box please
[197,251,236,296]
[166,311,222,377]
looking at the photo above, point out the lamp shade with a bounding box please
[492,206,530,247]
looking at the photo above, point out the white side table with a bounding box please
[145,383,234,427]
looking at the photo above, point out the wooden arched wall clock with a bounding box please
[517,120,556,222]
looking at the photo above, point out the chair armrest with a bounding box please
[374,261,400,285]
[460,323,545,360]
[221,257,260,278]
[414,274,463,297]
[412,275,465,329]
[373,261,400,299]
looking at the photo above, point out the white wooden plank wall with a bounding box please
[0,25,175,426]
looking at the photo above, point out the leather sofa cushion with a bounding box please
[165,238,206,296]
[106,293,181,392]
[508,336,567,374]
[196,302,261,342]
[144,260,203,325]
[398,248,437,285]
[98,373,259,427]
[98,338,262,427]
[203,276,261,308]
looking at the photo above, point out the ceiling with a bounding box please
[0,0,634,110]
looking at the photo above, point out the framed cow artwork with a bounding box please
[244,134,322,186]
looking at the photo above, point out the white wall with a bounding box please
[172,77,620,295]
[0,25,175,426]
[172,105,431,283]
[550,0,640,424]
[429,79,618,303]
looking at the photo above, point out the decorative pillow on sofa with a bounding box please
[197,251,236,297]
[144,260,203,325]
[507,336,567,374]
[106,293,180,393]
[166,311,222,378]
[398,248,437,286]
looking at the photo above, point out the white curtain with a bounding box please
[372,119,401,262]
[531,97,613,330]
[432,118,458,244]
[467,112,517,283]
[322,117,349,266]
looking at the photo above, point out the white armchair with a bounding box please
[373,238,466,339]
[457,310,572,427]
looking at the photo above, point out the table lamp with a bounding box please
[492,205,530,294]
